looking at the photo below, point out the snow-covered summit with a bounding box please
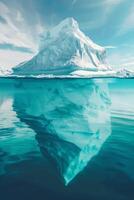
[50,17,79,35]
[40,17,105,53]
[13,17,111,76]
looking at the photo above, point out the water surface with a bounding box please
[0,78,134,200]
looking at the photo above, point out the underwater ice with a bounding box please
[12,78,111,185]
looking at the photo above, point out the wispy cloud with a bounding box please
[72,0,77,6]
[0,15,7,24]
[0,1,44,66]
[76,0,124,10]
[0,2,45,52]
[107,44,134,69]
[116,3,134,36]
[16,11,24,22]
[0,2,33,48]
[0,43,33,53]
[104,45,117,49]
[0,49,33,68]
[81,0,124,30]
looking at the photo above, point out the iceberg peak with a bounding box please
[13,17,111,76]
[55,17,79,30]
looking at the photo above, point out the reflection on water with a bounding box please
[1,78,111,185]
[0,78,134,200]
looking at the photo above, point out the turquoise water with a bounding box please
[0,78,134,200]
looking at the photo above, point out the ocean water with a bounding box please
[0,78,134,200]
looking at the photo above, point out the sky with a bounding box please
[0,0,134,69]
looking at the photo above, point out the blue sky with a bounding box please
[0,0,134,69]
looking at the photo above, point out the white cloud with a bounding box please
[0,2,46,51]
[0,2,9,15]
[0,49,34,68]
[72,0,77,6]
[104,0,124,6]
[0,2,35,49]
[16,11,24,22]
[104,46,117,49]
[0,2,48,68]
[78,0,124,9]
[0,2,39,67]
[82,0,124,30]
[107,46,134,70]
[116,4,134,36]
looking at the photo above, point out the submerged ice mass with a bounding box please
[13,18,112,76]
[11,78,111,184]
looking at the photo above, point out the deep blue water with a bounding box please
[0,78,134,200]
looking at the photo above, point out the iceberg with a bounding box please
[116,68,134,78]
[0,66,12,77]
[12,78,111,185]
[13,18,112,76]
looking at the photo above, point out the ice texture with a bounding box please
[12,78,111,185]
[0,66,12,76]
[13,18,111,76]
